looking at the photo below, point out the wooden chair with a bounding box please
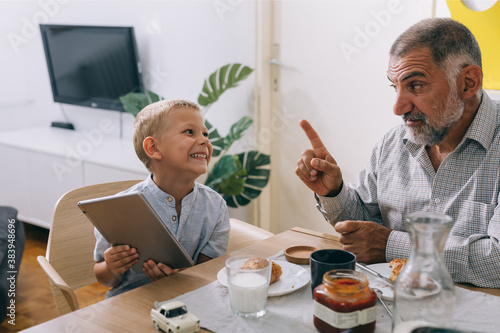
[38,180,273,316]
[227,218,274,253]
[37,180,141,316]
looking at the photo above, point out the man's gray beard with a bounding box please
[409,122,450,146]
[406,89,464,146]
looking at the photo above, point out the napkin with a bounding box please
[174,252,393,333]
[174,252,500,332]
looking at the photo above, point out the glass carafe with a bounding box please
[392,211,456,333]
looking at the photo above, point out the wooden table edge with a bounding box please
[291,226,339,242]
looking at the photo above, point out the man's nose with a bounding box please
[393,91,413,116]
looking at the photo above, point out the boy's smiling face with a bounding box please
[155,107,212,178]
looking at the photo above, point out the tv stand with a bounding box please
[51,121,75,130]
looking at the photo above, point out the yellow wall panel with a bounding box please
[447,0,500,90]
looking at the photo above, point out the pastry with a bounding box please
[270,261,283,284]
[389,258,408,282]
[242,257,282,284]
[242,257,268,270]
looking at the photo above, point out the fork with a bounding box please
[373,288,393,318]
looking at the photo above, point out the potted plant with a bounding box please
[119,63,270,208]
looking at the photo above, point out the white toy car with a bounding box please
[151,300,200,333]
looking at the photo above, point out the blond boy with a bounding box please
[94,99,230,297]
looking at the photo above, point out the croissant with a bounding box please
[242,257,282,284]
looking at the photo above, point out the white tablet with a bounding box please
[78,191,194,273]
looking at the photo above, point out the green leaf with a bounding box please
[206,155,247,197]
[146,90,162,103]
[225,116,253,148]
[224,196,237,208]
[197,63,253,107]
[218,64,230,93]
[119,90,164,117]
[218,169,246,196]
[198,81,213,107]
[222,151,271,208]
[205,155,240,189]
[205,119,225,157]
[119,92,149,117]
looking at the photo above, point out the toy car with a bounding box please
[151,300,200,333]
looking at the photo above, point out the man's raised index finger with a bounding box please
[300,119,326,150]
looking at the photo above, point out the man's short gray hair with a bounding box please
[390,18,482,80]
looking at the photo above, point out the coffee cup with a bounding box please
[310,249,356,296]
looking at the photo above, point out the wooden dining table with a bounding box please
[23,227,500,332]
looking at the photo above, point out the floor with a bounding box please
[0,223,108,332]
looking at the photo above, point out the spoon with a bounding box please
[373,288,392,318]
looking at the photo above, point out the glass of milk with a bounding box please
[226,256,271,318]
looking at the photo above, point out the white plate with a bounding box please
[217,260,309,297]
[362,263,394,301]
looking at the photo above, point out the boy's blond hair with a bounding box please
[133,99,201,171]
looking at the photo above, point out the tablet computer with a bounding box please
[78,191,194,273]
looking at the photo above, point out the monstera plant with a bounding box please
[119,63,270,208]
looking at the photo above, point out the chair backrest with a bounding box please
[46,180,141,291]
[227,218,274,253]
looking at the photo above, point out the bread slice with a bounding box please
[389,258,408,282]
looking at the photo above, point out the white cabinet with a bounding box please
[27,151,84,226]
[0,145,31,218]
[84,163,146,186]
[0,127,149,228]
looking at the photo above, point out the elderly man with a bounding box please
[296,18,500,288]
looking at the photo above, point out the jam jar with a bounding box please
[313,269,377,333]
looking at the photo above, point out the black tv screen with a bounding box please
[40,24,143,112]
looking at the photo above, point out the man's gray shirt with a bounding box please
[316,93,500,288]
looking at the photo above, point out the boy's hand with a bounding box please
[103,245,139,276]
[143,260,181,281]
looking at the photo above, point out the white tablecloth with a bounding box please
[174,252,500,333]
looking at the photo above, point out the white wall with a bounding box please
[268,0,436,234]
[0,0,255,134]
[0,0,256,220]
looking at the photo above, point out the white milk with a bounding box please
[228,272,268,314]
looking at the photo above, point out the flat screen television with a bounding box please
[40,24,143,112]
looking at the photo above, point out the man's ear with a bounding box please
[459,64,483,99]
[143,136,162,161]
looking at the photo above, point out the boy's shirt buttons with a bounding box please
[168,196,173,202]
[172,216,177,221]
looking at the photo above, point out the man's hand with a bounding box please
[143,260,180,281]
[295,119,343,196]
[103,245,139,276]
[335,221,392,263]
